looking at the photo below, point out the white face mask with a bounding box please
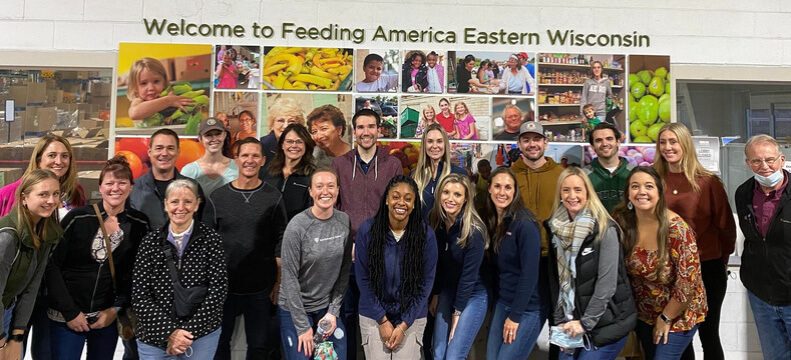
[754,168,784,188]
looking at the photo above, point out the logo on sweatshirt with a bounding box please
[314,234,344,243]
[581,247,594,256]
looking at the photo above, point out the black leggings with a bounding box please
[680,259,728,360]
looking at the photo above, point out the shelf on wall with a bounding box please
[539,103,580,107]
[540,120,583,126]
[538,62,623,71]
[539,84,623,88]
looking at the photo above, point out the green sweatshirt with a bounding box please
[585,157,633,213]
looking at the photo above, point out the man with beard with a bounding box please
[204,137,288,360]
[584,123,633,212]
[510,121,562,358]
[332,108,403,360]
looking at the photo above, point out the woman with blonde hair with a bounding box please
[654,123,735,360]
[546,167,635,359]
[429,174,489,359]
[453,102,479,140]
[413,124,466,218]
[0,169,62,360]
[261,98,307,166]
[414,104,438,138]
[613,166,706,360]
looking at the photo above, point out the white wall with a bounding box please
[2,1,782,359]
[1,0,791,68]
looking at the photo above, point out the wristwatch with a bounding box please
[659,313,673,324]
[7,333,24,342]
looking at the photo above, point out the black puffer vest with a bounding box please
[547,220,637,347]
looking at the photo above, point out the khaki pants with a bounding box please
[359,316,426,360]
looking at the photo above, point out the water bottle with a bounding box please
[313,319,331,345]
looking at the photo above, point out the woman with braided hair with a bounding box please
[355,175,438,359]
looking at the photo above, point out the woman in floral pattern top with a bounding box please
[613,166,707,360]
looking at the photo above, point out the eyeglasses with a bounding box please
[748,157,782,168]
[284,139,304,146]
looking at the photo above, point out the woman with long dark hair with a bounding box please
[46,156,150,359]
[429,174,488,359]
[481,167,543,360]
[355,175,438,359]
[262,123,317,220]
[613,167,706,360]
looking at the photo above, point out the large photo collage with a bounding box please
[114,42,670,177]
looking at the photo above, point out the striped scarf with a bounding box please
[549,206,596,321]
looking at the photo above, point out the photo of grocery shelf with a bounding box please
[536,53,626,143]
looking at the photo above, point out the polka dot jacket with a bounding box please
[132,221,228,348]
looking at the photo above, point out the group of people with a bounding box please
[455,53,536,95]
[0,105,788,360]
[416,98,479,141]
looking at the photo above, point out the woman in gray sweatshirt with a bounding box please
[278,168,353,359]
[580,60,614,120]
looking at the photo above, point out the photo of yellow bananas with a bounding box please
[262,47,353,91]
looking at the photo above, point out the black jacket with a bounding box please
[735,171,791,306]
[547,220,636,347]
[132,221,227,348]
[402,63,428,92]
[129,170,206,230]
[261,170,312,221]
[46,204,149,322]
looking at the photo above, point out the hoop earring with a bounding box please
[627,202,634,210]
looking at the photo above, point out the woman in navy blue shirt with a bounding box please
[413,123,467,219]
[481,167,543,359]
[355,175,438,359]
[428,174,489,359]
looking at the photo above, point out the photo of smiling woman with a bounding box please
[613,167,706,360]
[181,118,239,196]
[355,175,438,359]
[278,168,352,359]
[480,167,543,360]
[307,105,352,168]
[428,174,489,360]
[0,170,62,360]
[546,167,635,360]
[45,156,151,360]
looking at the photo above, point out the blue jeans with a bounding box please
[486,301,543,360]
[215,290,271,360]
[2,305,12,335]
[432,284,488,359]
[137,328,221,360]
[747,290,791,360]
[635,320,698,360]
[49,319,118,360]
[342,271,359,360]
[279,307,346,360]
[557,335,627,360]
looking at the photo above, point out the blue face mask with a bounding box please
[754,168,784,188]
[549,325,588,350]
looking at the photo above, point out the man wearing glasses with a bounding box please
[734,134,791,360]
